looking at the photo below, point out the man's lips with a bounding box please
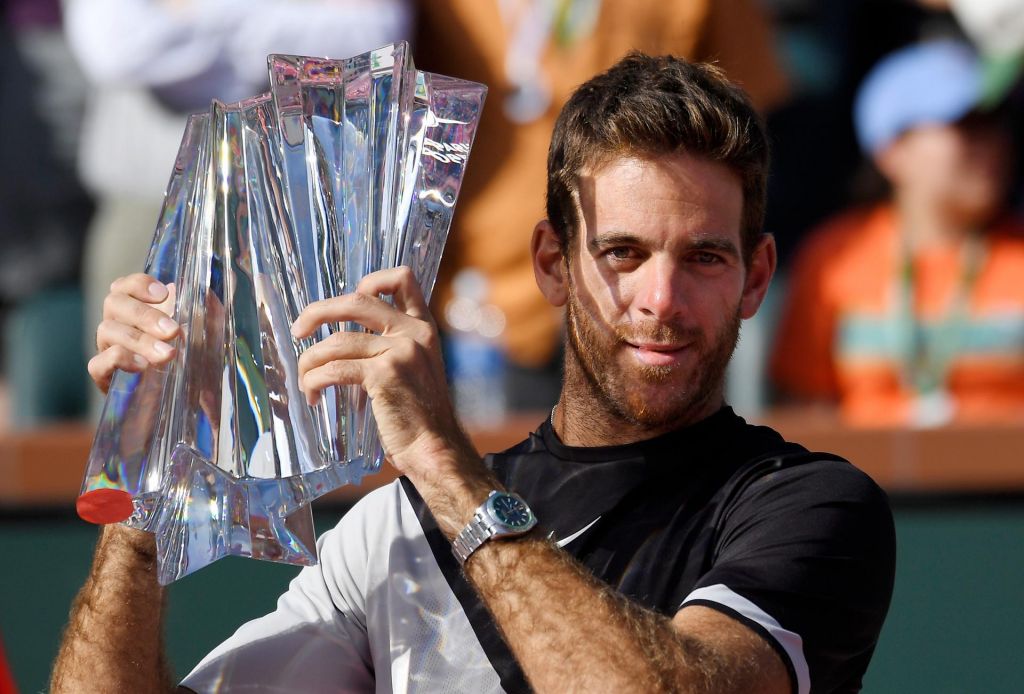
[625,341,691,367]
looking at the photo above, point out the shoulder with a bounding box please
[326,478,409,527]
[791,204,894,273]
[987,216,1024,259]
[781,205,895,320]
[731,451,892,520]
[752,451,887,499]
[681,444,896,694]
[314,480,425,589]
[719,451,895,569]
[319,479,420,554]
[990,214,1024,238]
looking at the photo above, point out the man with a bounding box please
[416,0,789,412]
[53,53,895,693]
[772,39,1024,427]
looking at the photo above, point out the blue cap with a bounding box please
[854,40,984,154]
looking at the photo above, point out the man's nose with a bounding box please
[634,260,683,321]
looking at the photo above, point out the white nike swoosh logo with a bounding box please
[554,516,602,548]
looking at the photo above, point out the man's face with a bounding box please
[561,153,756,429]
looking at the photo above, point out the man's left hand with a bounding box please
[292,267,492,525]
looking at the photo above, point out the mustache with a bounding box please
[613,321,702,345]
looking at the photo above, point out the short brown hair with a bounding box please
[546,52,770,260]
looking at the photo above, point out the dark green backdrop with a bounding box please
[2,501,1022,693]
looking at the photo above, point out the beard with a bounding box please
[563,281,741,430]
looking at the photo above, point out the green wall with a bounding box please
[2,503,1022,693]
[863,503,1024,693]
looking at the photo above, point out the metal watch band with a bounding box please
[452,511,492,565]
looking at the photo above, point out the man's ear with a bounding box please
[739,233,777,320]
[532,219,568,307]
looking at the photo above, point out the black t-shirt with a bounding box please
[409,406,896,694]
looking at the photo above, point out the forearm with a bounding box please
[465,535,715,693]
[408,450,702,692]
[51,525,175,693]
[405,440,779,693]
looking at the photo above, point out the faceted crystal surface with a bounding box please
[77,41,486,583]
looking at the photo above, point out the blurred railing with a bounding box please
[1,410,1022,508]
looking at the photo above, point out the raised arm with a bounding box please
[292,266,792,693]
[52,274,182,692]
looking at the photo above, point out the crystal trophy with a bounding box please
[76,42,486,584]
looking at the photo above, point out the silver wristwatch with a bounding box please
[452,490,538,565]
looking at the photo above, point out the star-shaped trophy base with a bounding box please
[149,445,350,585]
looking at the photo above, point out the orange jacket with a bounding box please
[772,205,1024,425]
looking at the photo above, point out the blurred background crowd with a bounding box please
[3,0,1024,431]
[3,2,1024,692]
[5,0,1024,432]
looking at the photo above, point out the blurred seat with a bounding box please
[3,287,87,427]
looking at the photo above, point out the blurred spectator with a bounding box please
[1,0,93,426]
[0,0,90,303]
[763,0,961,265]
[415,0,789,413]
[772,40,1024,427]
[62,0,411,416]
[723,0,964,416]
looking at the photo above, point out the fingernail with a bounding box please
[133,354,149,368]
[154,341,173,357]
[291,323,302,338]
[158,317,178,335]
[149,282,168,300]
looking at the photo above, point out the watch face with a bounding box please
[490,493,534,530]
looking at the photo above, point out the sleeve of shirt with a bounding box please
[179,484,401,693]
[680,459,896,694]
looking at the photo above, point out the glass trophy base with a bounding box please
[158,446,313,583]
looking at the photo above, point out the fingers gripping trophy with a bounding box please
[77,42,487,584]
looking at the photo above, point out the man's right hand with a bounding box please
[88,273,179,394]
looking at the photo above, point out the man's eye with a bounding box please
[693,251,722,265]
[607,247,636,260]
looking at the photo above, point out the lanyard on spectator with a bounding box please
[498,0,602,123]
[894,231,985,423]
